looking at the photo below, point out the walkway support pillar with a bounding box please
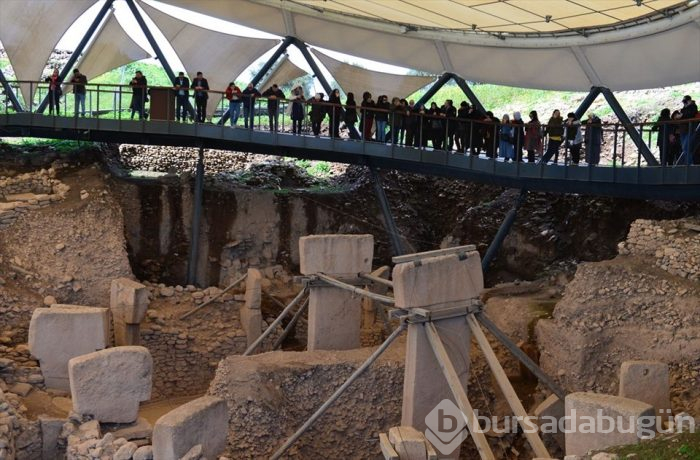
[186,147,205,286]
[481,189,527,273]
[573,86,602,121]
[600,87,657,166]
[37,0,115,114]
[250,36,296,87]
[291,37,334,96]
[0,68,23,112]
[369,167,405,257]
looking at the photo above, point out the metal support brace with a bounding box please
[573,86,602,121]
[291,37,334,96]
[186,147,205,286]
[250,36,296,87]
[476,312,567,401]
[600,87,658,166]
[481,189,527,273]
[0,68,23,112]
[415,73,451,108]
[369,166,405,256]
[270,322,407,460]
[244,288,307,356]
[37,0,115,114]
[416,72,487,114]
[451,73,486,114]
[125,0,195,118]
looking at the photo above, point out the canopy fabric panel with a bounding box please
[0,0,96,104]
[260,57,307,89]
[68,16,150,90]
[158,0,700,91]
[139,2,278,117]
[313,51,435,99]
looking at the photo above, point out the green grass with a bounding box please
[2,138,96,153]
[601,431,700,460]
[295,159,332,178]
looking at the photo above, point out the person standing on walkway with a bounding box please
[512,111,525,161]
[45,68,62,115]
[262,84,285,132]
[564,112,583,165]
[328,89,343,138]
[225,82,242,127]
[241,83,261,129]
[498,114,515,161]
[191,71,209,123]
[542,109,564,163]
[308,92,326,136]
[344,92,360,140]
[679,95,698,165]
[129,70,147,120]
[584,112,603,165]
[290,85,305,135]
[69,69,87,117]
[361,92,375,141]
[524,110,542,163]
[173,72,190,122]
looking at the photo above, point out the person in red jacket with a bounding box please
[225,82,242,127]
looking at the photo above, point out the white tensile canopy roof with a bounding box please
[0,0,95,104]
[160,0,700,91]
[71,15,150,88]
[1,0,698,95]
[139,2,278,116]
[259,56,308,90]
[313,50,436,99]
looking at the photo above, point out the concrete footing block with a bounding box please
[619,360,671,418]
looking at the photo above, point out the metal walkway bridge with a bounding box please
[1,110,698,201]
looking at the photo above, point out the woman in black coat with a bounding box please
[308,93,326,136]
[652,108,674,165]
[328,88,343,138]
[344,92,360,140]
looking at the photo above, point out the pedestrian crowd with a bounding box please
[42,67,699,166]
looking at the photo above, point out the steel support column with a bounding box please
[125,0,195,118]
[481,188,527,273]
[37,0,115,114]
[0,68,23,112]
[369,167,405,256]
[573,86,602,121]
[600,87,658,166]
[187,147,205,286]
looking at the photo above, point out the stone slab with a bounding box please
[110,278,150,324]
[39,415,65,460]
[307,287,361,351]
[28,306,109,390]
[402,317,470,460]
[51,304,111,348]
[69,346,152,424]
[240,269,262,348]
[111,278,150,346]
[388,426,429,459]
[619,361,671,418]
[392,252,483,309]
[104,417,153,442]
[152,396,228,460]
[565,392,656,456]
[299,234,374,275]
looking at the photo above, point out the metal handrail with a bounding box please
[2,80,697,170]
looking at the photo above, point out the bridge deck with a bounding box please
[1,113,699,200]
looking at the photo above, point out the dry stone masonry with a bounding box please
[0,168,69,229]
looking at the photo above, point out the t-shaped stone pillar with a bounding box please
[110,278,150,346]
[299,234,374,351]
[392,248,483,459]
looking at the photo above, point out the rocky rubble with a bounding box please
[618,217,700,280]
[0,387,41,460]
[537,217,700,416]
[112,145,332,189]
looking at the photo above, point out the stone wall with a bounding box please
[618,218,700,281]
[208,346,405,459]
[139,281,284,401]
[0,168,69,229]
[0,388,41,460]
